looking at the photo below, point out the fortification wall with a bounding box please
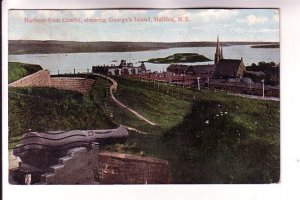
[98,152,170,184]
[9,70,95,94]
[50,77,94,94]
[16,148,169,184]
[41,145,99,184]
[9,70,50,87]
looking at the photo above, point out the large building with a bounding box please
[167,36,246,80]
[213,36,246,79]
[92,60,147,76]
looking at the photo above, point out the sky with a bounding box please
[8,9,279,42]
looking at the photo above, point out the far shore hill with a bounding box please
[9,40,279,55]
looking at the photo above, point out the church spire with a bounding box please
[216,35,220,54]
[220,44,224,59]
[215,35,221,65]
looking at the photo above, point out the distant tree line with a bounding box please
[244,61,280,86]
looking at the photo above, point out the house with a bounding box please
[167,64,190,75]
[167,36,246,79]
[92,60,147,76]
[138,62,147,74]
[185,64,215,78]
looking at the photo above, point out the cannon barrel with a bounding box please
[12,126,128,171]
[13,126,128,155]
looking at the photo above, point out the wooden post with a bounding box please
[262,79,265,98]
[197,77,200,91]
[208,77,210,89]
[74,68,76,74]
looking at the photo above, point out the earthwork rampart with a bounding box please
[9,70,94,94]
[9,70,50,87]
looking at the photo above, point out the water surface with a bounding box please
[9,45,280,74]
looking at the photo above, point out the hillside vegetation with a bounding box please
[95,76,280,183]
[8,72,280,183]
[8,87,116,148]
[8,62,43,83]
[245,61,280,86]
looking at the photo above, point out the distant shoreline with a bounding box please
[251,43,280,49]
[9,40,278,55]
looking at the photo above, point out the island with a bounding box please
[146,53,212,64]
[251,43,280,48]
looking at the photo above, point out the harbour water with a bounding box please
[8,45,280,74]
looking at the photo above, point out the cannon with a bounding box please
[11,126,128,184]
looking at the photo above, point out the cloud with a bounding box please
[156,9,239,23]
[273,13,279,23]
[235,28,278,34]
[36,10,60,18]
[196,9,239,23]
[127,10,147,14]
[9,10,26,20]
[238,15,268,25]
[156,9,277,26]
[8,9,279,42]
[35,10,97,19]
[100,10,147,18]
[100,10,121,17]
[157,9,191,18]
[35,10,148,19]
[84,10,96,18]
[259,28,279,32]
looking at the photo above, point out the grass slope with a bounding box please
[8,62,43,83]
[8,74,279,183]
[95,76,279,184]
[8,87,116,148]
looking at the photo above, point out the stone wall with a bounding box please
[9,70,95,94]
[9,70,50,87]
[41,145,99,184]
[14,148,169,184]
[98,152,170,184]
[50,77,95,94]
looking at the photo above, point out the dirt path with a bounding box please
[94,74,156,126]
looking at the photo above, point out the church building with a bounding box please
[213,36,246,79]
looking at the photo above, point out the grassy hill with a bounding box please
[8,73,280,183]
[94,76,280,184]
[8,87,116,148]
[8,62,43,83]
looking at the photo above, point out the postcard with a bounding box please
[7,8,280,185]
